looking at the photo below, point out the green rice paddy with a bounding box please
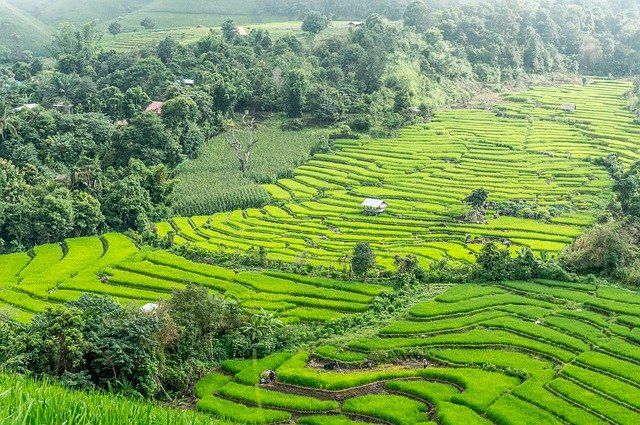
[0,233,388,324]
[159,79,635,268]
[194,279,640,424]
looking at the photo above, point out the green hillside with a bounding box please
[0,0,51,53]
[7,0,153,24]
[0,233,388,324]
[119,0,293,29]
[195,279,640,424]
[161,79,632,269]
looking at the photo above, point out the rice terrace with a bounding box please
[1,0,640,424]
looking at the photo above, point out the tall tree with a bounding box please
[404,0,430,31]
[282,69,308,118]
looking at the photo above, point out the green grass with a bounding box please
[0,373,225,424]
[171,123,328,216]
[342,395,432,425]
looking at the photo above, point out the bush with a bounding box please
[560,221,638,276]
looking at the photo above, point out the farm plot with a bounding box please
[159,80,634,268]
[194,279,640,424]
[0,235,389,323]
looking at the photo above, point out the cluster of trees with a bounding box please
[561,155,640,285]
[0,287,291,398]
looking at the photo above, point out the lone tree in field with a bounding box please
[226,114,259,176]
[351,242,376,278]
[465,188,489,209]
[108,22,122,38]
[140,17,157,30]
[302,11,329,34]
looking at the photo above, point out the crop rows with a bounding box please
[0,235,388,323]
[160,80,633,268]
[193,279,640,424]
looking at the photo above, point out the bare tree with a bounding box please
[226,114,259,176]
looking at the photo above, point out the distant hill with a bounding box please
[7,0,154,25]
[118,0,293,30]
[0,0,51,53]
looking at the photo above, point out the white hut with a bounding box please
[141,303,160,313]
[362,198,388,215]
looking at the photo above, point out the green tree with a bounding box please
[108,22,122,38]
[282,69,308,118]
[140,17,157,30]
[351,242,376,277]
[614,163,640,217]
[161,95,198,129]
[71,191,104,236]
[404,0,430,31]
[561,221,638,276]
[221,19,236,41]
[69,295,160,396]
[302,11,329,34]
[120,86,150,119]
[101,174,153,231]
[475,242,512,281]
[465,188,489,209]
[23,307,87,377]
[0,101,17,141]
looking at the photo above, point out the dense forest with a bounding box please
[1,0,640,253]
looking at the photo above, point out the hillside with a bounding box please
[161,79,632,269]
[118,0,293,29]
[195,279,640,424]
[6,0,153,24]
[0,0,51,53]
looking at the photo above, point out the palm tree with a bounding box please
[0,101,17,141]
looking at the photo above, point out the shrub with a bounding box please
[560,221,638,276]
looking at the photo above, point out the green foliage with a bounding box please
[301,11,329,34]
[561,221,638,277]
[283,69,308,118]
[351,242,375,277]
[403,0,431,31]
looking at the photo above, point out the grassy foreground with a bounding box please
[0,374,222,424]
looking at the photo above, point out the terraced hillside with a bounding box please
[195,279,640,424]
[0,234,388,323]
[159,79,636,268]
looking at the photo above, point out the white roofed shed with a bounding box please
[362,198,388,215]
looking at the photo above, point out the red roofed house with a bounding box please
[145,101,164,114]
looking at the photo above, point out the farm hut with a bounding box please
[561,103,576,113]
[362,198,388,215]
[348,21,365,30]
[235,26,249,37]
[141,303,160,313]
[145,101,164,114]
[177,78,195,86]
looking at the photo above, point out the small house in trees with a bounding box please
[348,21,365,30]
[145,101,164,114]
[140,303,159,313]
[177,78,195,86]
[235,26,249,37]
[362,198,388,215]
[561,103,576,113]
